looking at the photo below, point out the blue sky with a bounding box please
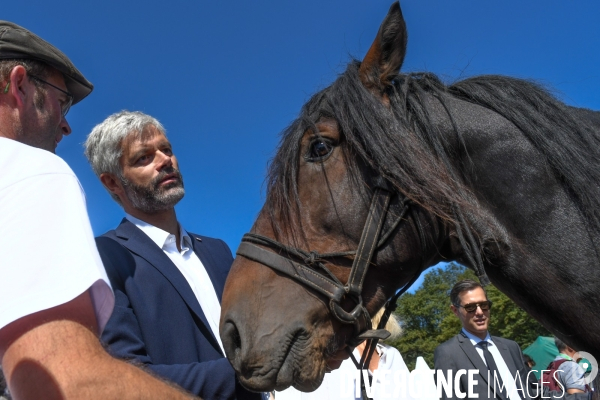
[6,1,599,291]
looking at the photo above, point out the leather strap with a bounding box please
[346,188,392,296]
[330,188,393,338]
[236,242,345,301]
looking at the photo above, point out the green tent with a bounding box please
[523,336,593,380]
[523,336,558,379]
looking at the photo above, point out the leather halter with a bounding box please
[236,178,412,347]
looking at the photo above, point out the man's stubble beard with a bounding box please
[18,87,59,153]
[121,167,185,214]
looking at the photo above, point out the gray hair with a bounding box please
[84,110,166,177]
[84,110,166,202]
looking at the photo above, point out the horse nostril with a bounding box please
[222,320,242,365]
[232,324,241,351]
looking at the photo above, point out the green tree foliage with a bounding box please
[388,263,550,370]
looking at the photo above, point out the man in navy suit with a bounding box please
[84,111,260,400]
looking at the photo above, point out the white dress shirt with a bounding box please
[462,329,521,400]
[126,214,224,354]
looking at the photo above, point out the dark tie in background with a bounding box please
[478,341,508,399]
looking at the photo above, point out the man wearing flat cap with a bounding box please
[0,21,198,399]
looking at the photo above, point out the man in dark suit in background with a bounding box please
[84,111,260,400]
[434,280,537,400]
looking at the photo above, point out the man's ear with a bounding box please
[7,65,33,109]
[100,173,125,200]
[450,304,459,317]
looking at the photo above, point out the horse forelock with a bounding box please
[264,62,474,247]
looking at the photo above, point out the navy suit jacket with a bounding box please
[97,219,259,400]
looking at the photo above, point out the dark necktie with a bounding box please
[478,341,508,399]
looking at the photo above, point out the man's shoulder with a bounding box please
[187,232,224,243]
[554,358,587,390]
[96,231,123,253]
[0,138,76,189]
[95,228,123,250]
[555,358,582,372]
[187,232,230,250]
[99,228,119,240]
[186,232,234,264]
[491,335,520,349]
[95,227,131,259]
[0,138,74,175]
[436,335,461,352]
[434,335,463,368]
[97,218,136,241]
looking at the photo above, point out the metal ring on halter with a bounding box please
[329,298,367,324]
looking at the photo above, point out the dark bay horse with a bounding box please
[220,2,600,392]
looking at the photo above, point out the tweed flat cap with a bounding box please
[0,20,93,104]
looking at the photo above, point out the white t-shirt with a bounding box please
[0,138,114,333]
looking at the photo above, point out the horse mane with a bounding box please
[449,75,600,230]
[265,61,600,244]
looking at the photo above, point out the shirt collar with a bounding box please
[125,214,191,250]
[462,328,492,345]
[558,353,573,361]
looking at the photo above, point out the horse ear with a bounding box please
[359,2,407,95]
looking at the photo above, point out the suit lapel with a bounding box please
[457,333,491,386]
[189,234,224,301]
[493,337,518,376]
[114,219,217,344]
[493,336,523,399]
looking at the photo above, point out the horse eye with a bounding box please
[306,139,334,162]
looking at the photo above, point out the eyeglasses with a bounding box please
[29,75,73,117]
[455,300,492,313]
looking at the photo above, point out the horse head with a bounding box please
[220,3,458,391]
